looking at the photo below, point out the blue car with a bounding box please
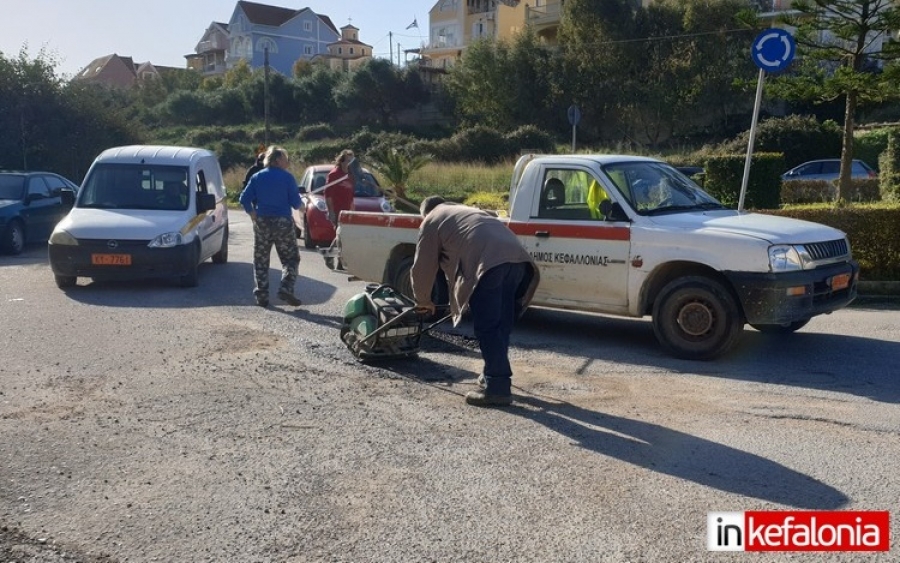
[781,159,876,182]
[0,171,79,254]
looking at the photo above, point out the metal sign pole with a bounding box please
[739,68,766,213]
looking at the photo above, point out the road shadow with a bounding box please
[494,307,900,404]
[0,242,50,267]
[511,394,849,510]
[58,263,340,309]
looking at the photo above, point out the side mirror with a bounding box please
[197,193,217,213]
[600,200,630,222]
[60,189,76,207]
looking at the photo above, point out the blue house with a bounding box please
[227,1,340,76]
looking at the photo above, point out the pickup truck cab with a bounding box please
[337,154,858,360]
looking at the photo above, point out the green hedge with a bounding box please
[704,152,784,209]
[764,204,900,281]
[780,178,881,205]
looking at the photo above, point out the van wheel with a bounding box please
[652,276,743,360]
[212,227,229,264]
[2,220,25,255]
[750,319,810,334]
[54,274,77,288]
[180,243,200,287]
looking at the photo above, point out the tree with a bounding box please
[366,147,431,204]
[776,0,900,202]
[333,59,427,128]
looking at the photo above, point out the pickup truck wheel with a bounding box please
[302,216,314,249]
[750,319,810,334]
[652,276,742,360]
[393,257,416,299]
[392,257,449,314]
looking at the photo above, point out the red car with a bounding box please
[292,164,393,249]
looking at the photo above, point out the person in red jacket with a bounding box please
[324,149,356,227]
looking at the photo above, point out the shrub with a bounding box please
[721,115,841,171]
[766,204,900,281]
[855,126,895,170]
[464,191,508,212]
[447,126,509,164]
[504,125,555,155]
[704,152,784,209]
[295,123,336,142]
[780,180,835,204]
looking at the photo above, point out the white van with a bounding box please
[49,145,229,288]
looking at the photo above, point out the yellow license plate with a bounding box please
[830,273,850,290]
[91,253,132,266]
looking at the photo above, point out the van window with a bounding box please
[79,164,189,210]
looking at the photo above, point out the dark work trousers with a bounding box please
[468,262,527,396]
[252,216,300,298]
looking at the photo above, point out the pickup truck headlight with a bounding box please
[49,229,78,246]
[314,199,328,213]
[149,232,184,248]
[768,244,806,272]
[380,198,393,213]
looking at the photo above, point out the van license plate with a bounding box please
[830,273,850,290]
[92,253,132,266]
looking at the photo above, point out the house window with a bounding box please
[304,21,312,31]
[256,37,277,53]
[350,47,354,55]
[338,47,343,54]
[304,45,313,55]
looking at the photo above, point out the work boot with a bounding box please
[465,390,512,407]
[255,293,269,307]
[277,290,302,306]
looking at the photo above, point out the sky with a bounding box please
[0,0,433,79]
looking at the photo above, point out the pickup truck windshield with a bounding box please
[602,162,723,215]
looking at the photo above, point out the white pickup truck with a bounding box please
[336,154,858,360]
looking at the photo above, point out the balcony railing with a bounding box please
[526,1,562,27]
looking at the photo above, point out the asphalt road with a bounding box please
[1,212,899,562]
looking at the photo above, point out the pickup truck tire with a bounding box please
[652,276,742,360]
[391,256,449,312]
[750,319,810,334]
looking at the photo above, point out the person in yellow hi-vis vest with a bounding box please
[586,179,609,219]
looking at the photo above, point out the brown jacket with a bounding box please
[411,203,539,325]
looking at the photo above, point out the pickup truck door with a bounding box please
[511,167,630,310]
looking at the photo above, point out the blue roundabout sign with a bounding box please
[751,28,796,72]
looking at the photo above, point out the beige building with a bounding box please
[311,24,374,72]
[417,0,838,75]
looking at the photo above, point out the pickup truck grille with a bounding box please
[804,238,848,261]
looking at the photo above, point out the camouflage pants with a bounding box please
[252,216,300,297]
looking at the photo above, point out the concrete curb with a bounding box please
[858,281,900,296]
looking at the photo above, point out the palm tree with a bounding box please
[366,147,431,210]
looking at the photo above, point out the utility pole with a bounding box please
[389,32,393,66]
[264,47,270,146]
